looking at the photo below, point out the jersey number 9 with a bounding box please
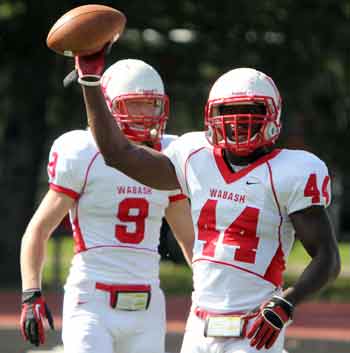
[115,198,149,244]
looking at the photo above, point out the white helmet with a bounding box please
[101,59,169,143]
[205,67,282,155]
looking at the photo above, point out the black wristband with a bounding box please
[22,290,42,304]
[269,296,294,318]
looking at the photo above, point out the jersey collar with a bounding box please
[213,147,281,184]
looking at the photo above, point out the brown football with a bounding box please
[46,4,126,56]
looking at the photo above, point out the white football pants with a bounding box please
[62,282,166,353]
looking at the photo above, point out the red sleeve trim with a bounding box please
[49,183,80,200]
[169,194,187,202]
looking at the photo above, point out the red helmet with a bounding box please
[101,59,169,143]
[205,68,282,156]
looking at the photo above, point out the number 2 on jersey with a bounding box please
[198,200,260,264]
[115,198,149,244]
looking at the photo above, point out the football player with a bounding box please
[70,49,340,353]
[20,59,195,353]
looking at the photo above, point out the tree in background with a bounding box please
[0,0,349,285]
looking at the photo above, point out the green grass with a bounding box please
[287,241,350,273]
[160,261,193,295]
[43,237,350,301]
[284,241,350,302]
[42,236,73,285]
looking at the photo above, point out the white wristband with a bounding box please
[78,75,101,87]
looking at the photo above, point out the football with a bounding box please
[46,4,126,57]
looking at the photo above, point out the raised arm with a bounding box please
[75,52,180,190]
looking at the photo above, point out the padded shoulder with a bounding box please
[269,149,331,214]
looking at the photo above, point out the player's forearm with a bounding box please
[82,85,129,166]
[165,200,195,266]
[178,242,193,267]
[81,85,180,189]
[282,245,340,306]
[20,231,48,290]
[168,227,194,267]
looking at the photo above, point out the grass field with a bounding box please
[43,236,350,301]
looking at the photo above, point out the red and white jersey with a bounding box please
[164,131,331,312]
[47,130,185,286]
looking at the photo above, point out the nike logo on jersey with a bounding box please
[246,181,260,185]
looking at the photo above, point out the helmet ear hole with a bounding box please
[263,122,280,141]
[205,126,214,144]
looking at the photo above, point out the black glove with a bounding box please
[246,296,294,350]
[20,290,54,346]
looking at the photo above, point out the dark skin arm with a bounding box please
[282,206,341,306]
[81,85,180,190]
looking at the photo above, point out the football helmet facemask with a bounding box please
[102,59,169,143]
[205,68,282,156]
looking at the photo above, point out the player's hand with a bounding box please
[20,290,55,346]
[63,42,112,87]
[75,44,109,78]
[245,296,293,350]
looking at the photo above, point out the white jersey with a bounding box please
[164,131,331,312]
[47,130,185,286]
